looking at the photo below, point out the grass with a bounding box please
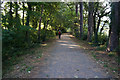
[20,64,33,73]
[95,45,106,51]
[2,43,42,76]
[104,64,108,67]
[3,38,55,77]
[46,74,49,77]
[109,67,118,72]
[117,56,120,63]
[92,54,96,58]
[108,52,116,57]
[92,54,100,61]
[26,66,32,72]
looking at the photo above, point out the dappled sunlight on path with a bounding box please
[30,34,111,78]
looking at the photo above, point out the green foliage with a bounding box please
[117,56,120,63]
[2,3,61,72]
[104,64,108,67]
[2,2,118,76]
[2,25,37,48]
[91,34,108,45]
[81,27,88,40]
[40,29,56,42]
[96,45,106,51]
[98,34,108,45]
[2,25,37,63]
[92,54,96,58]
[108,52,116,57]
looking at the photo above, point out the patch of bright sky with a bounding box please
[100,1,111,36]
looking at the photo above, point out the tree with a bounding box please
[87,2,94,42]
[107,2,119,52]
[38,5,43,43]
[22,2,25,25]
[74,2,79,37]
[75,2,78,17]
[25,2,32,43]
[93,2,110,45]
[14,2,21,27]
[79,2,83,38]
[8,2,13,29]
[100,20,108,35]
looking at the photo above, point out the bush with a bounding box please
[2,25,38,62]
[81,31,88,40]
[40,29,56,41]
[98,34,108,45]
[91,33,108,46]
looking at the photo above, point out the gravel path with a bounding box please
[31,34,110,78]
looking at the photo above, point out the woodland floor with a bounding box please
[3,33,118,78]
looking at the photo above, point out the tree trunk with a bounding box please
[15,2,20,27]
[43,13,51,42]
[93,15,96,34]
[38,5,43,43]
[46,13,51,28]
[25,3,32,43]
[46,20,49,28]
[42,22,46,42]
[8,2,13,29]
[107,2,119,52]
[108,23,112,38]
[22,2,25,25]
[100,23,105,35]
[33,7,38,29]
[87,2,94,42]
[26,3,31,26]
[93,2,99,38]
[75,3,78,17]
[80,2,83,38]
[74,2,79,37]
[95,16,101,45]
[15,2,18,18]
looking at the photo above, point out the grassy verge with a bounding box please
[2,38,55,77]
[3,43,40,75]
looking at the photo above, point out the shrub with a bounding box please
[40,29,56,41]
[2,25,38,62]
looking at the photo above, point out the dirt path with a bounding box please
[29,34,110,78]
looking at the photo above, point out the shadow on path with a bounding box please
[31,34,110,78]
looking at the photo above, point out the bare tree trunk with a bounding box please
[93,2,99,35]
[75,3,78,17]
[8,2,13,29]
[74,2,79,37]
[87,2,94,42]
[107,2,119,52]
[80,2,83,38]
[95,16,101,44]
[15,2,20,27]
[38,5,43,43]
[15,2,18,18]
[46,13,51,28]
[22,2,25,25]
[100,23,105,35]
[25,3,32,43]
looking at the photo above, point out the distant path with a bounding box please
[31,34,110,78]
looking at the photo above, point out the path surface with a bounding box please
[31,34,110,78]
